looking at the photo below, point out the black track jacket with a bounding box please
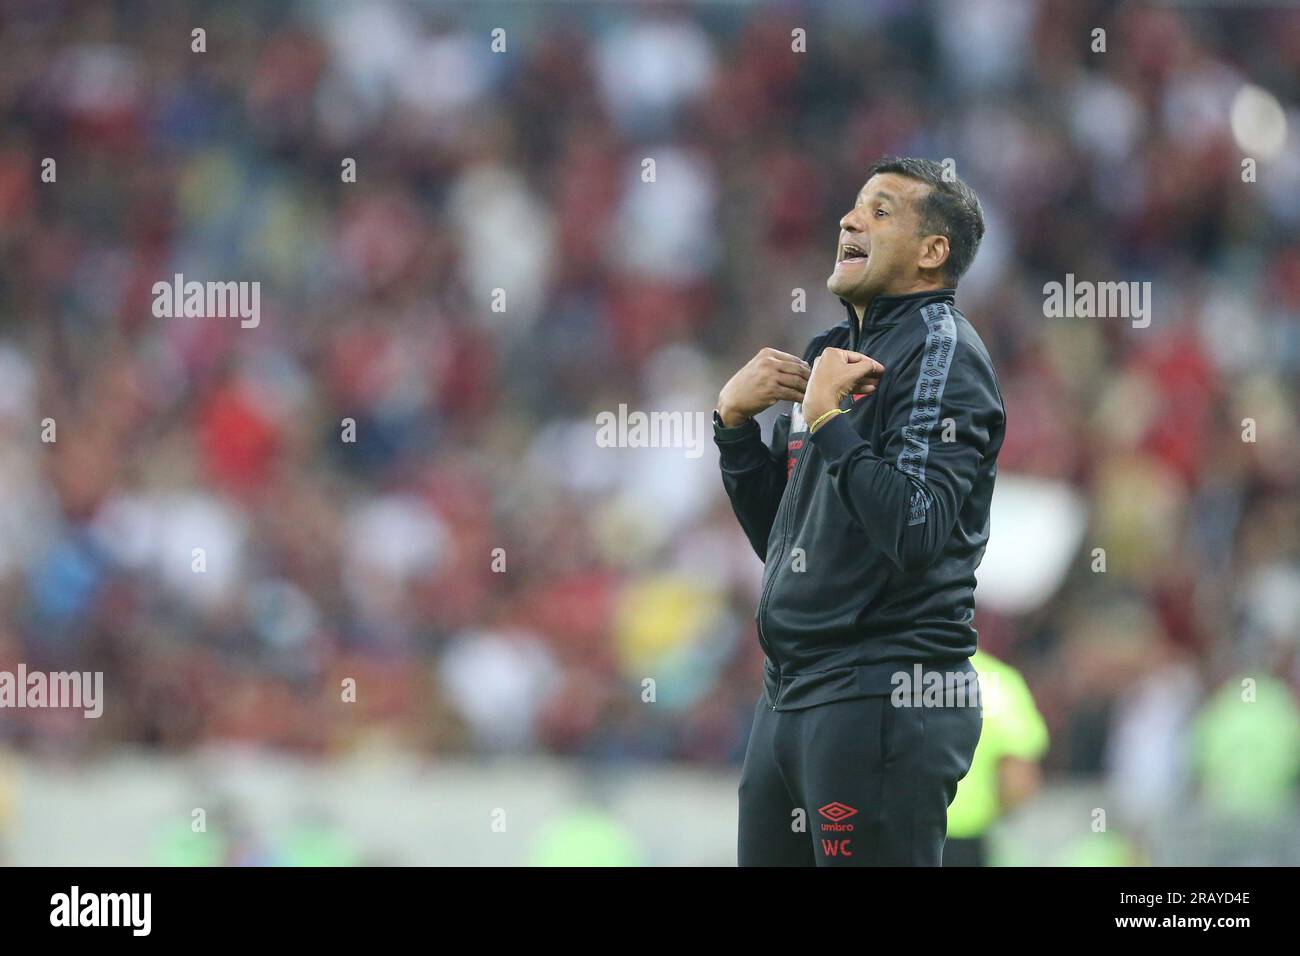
[715,289,1005,710]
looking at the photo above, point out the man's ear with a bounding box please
[918,234,950,275]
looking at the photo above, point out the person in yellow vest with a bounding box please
[944,650,1049,866]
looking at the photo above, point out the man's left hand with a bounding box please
[803,348,885,426]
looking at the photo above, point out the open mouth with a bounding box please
[839,243,868,263]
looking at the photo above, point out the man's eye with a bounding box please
[875,208,888,217]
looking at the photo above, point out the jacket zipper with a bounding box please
[754,300,933,708]
[758,323,861,708]
[756,416,818,710]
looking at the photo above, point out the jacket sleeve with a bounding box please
[808,333,1003,573]
[715,414,791,561]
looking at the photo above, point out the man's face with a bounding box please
[826,172,935,305]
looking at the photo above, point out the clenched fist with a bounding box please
[716,348,812,427]
[802,348,885,426]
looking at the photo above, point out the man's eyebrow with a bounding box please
[856,189,895,205]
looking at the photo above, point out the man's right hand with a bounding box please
[716,348,811,427]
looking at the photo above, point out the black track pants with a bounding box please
[737,693,982,866]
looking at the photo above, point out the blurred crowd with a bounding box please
[1,0,1298,853]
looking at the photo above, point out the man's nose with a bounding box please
[839,208,865,233]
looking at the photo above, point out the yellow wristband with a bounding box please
[809,408,844,433]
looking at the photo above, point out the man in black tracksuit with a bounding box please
[714,158,1004,866]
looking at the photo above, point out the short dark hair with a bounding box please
[865,156,985,286]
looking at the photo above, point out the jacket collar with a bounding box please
[838,288,956,335]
